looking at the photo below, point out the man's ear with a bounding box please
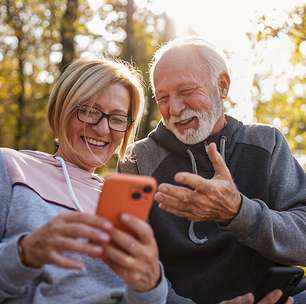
[218,73,230,99]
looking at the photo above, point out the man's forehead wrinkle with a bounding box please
[155,73,196,95]
[153,47,214,97]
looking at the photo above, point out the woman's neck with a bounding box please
[54,148,96,173]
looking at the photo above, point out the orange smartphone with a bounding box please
[96,173,157,232]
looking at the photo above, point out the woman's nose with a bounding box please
[92,116,110,134]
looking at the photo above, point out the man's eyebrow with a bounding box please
[177,82,198,89]
[155,90,168,97]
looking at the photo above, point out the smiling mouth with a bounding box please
[81,136,109,148]
[175,116,196,126]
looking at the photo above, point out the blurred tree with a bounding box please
[59,0,79,72]
[101,0,175,139]
[0,0,175,174]
[3,0,27,149]
[249,5,306,156]
[0,0,92,151]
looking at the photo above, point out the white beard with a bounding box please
[163,99,223,145]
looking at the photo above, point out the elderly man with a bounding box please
[119,37,306,304]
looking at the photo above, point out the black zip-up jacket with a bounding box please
[119,115,306,303]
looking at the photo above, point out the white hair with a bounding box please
[150,36,229,93]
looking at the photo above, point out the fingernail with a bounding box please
[155,193,163,202]
[93,245,104,253]
[160,185,168,191]
[176,174,184,182]
[121,213,130,222]
[102,220,113,230]
[98,233,109,241]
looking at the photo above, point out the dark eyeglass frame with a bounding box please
[76,105,133,132]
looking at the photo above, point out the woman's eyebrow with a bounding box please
[110,109,129,115]
[93,104,129,115]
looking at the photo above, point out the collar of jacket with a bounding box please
[149,115,242,157]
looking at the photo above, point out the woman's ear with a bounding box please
[218,73,230,99]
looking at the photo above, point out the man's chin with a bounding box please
[172,128,209,145]
[164,121,211,144]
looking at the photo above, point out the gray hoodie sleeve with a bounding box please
[0,152,43,300]
[0,151,169,304]
[122,263,168,304]
[80,264,169,304]
[226,130,306,265]
[165,279,196,304]
[121,275,193,304]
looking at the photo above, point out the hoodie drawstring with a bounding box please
[220,136,227,160]
[55,156,84,212]
[186,136,227,245]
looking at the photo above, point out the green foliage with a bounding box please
[99,0,174,139]
[256,93,306,152]
[93,0,174,170]
[0,0,172,172]
[0,0,96,152]
[251,4,306,158]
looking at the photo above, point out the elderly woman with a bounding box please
[0,59,167,304]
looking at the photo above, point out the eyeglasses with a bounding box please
[76,105,133,132]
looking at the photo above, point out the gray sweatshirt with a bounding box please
[0,149,168,304]
[119,116,306,303]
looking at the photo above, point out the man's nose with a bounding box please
[169,96,186,117]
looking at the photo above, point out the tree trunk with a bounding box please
[122,0,135,62]
[139,14,175,139]
[5,0,27,149]
[59,0,78,72]
[15,49,26,149]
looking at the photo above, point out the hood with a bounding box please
[149,115,242,158]
[21,150,102,183]
[148,115,243,246]
[3,148,102,213]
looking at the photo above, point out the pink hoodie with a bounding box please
[2,148,102,214]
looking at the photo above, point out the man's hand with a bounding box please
[220,290,294,304]
[154,143,241,223]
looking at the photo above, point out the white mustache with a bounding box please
[168,109,200,124]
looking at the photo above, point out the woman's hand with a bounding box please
[103,213,161,292]
[220,290,294,304]
[19,212,112,269]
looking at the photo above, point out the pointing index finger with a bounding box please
[175,172,211,193]
[207,143,232,179]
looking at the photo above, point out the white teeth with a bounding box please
[84,137,107,147]
[179,117,194,124]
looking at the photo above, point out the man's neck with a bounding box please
[210,114,227,136]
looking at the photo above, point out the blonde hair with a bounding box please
[48,58,144,167]
[150,36,229,93]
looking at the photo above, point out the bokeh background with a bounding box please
[0,0,305,171]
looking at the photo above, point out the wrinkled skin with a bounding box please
[220,290,293,304]
[20,212,160,292]
[155,142,241,224]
